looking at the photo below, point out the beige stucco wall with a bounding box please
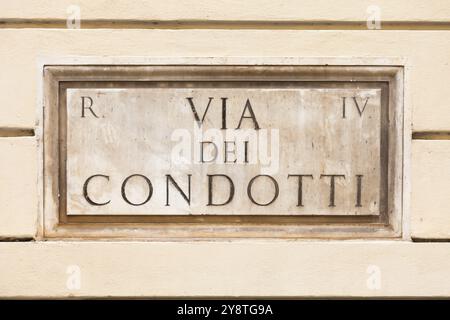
[0,0,449,297]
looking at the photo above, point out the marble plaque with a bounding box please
[65,87,383,216]
[43,64,404,239]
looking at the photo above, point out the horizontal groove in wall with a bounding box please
[0,237,35,242]
[412,132,450,140]
[1,19,450,30]
[0,128,34,137]
[411,237,450,242]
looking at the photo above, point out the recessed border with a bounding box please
[41,61,405,240]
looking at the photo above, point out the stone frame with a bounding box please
[42,63,404,240]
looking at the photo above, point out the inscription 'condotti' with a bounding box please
[66,87,382,216]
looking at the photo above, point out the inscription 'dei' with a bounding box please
[66,88,382,216]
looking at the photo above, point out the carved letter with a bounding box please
[186,97,214,128]
[224,141,237,163]
[83,174,110,206]
[356,174,363,207]
[121,174,153,206]
[353,96,370,117]
[221,97,228,129]
[200,141,218,163]
[207,174,235,206]
[236,99,260,130]
[166,174,191,206]
[320,174,345,207]
[288,174,314,207]
[81,96,99,118]
[342,97,347,119]
[247,175,279,206]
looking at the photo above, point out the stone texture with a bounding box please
[2,241,450,297]
[66,87,382,216]
[412,140,450,239]
[0,137,38,238]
